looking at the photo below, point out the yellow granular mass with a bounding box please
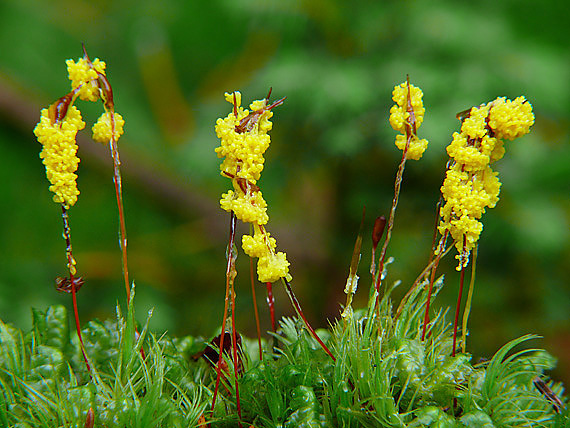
[220,189,269,225]
[34,105,85,208]
[215,93,275,183]
[389,81,428,160]
[242,226,277,259]
[489,139,505,163]
[66,57,106,102]
[92,111,125,143]
[446,132,490,171]
[488,96,535,140]
[439,165,501,268]
[394,134,429,161]
[460,104,490,140]
[216,91,291,283]
[480,167,501,204]
[438,95,533,269]
[390,82,425,130]
[257,252,291,284]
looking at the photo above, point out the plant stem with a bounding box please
[108,118,146,360]
[250,258,263,360]
[421,230,448,340]
[211,212,236,413]
[452,241,467,357]
[266,282,276,332]
[109,136,130,302]
[282,278,335,362]
[425,194,444,278]
[374,148,407,307]
[229,256,242,425]
[374,76,416,326]
[461,244,477,353]
[61,205,90,372]
[394,245,452,321]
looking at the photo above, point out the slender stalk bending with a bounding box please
[377,76,429,325]
[250,258,263,360]
[266,282,277,333]
[211,212,241,420]
[452,247,467,357]
[422,230,448,340]
[60,206,90,372]
[282,279,335,362]
[461,244,478,353]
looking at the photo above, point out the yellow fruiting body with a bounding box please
[35,52,126,209]
[66,57,106,102]
[488,96,534,140]
[34,105,85,208]
[92,111,125,143]
[389,82,425,130]
[439,97,534,268]
[220,189,269,225]
[242,226,276,259]
[394,134,429,161]
[257,252,290,284]
[389,81,428,160]
[216,92,291,283]
[215,92,272,183]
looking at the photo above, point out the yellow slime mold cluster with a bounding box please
[34,54,125,207]
[389,81,429,160]
[215,92,291,284]
[439,97,534,268]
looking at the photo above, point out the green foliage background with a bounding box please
[0,0,568,385]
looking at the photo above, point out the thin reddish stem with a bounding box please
[452,264,466,357]
[283,279,335,362]
[229,263,242,424]
[250,259,263,360]
[109,136,130,301]
[374,77,415,325]
[71,285,90,371]
[266,282,276,332]
[421,230,448,341]
[211,212,237,413]
[452,237,467,357]
[61,206,90,372]
[394,245,452,321]
[109,121,145,360]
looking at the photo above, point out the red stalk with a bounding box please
[229,260,242,424]
[266,282,276,332]
[283,279,335,362]
[452,237,467,356]
[421,230,448,341]
[374,76,415,327]
[211,212,237,414]
[452,265,466,357]
[71,283,90,371]
[106,113,145,360]
[61,206,90,372]
[109,136,130,302]
[250,259,263,360]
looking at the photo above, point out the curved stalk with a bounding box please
[61,205,90,372]
[282,278,335,362]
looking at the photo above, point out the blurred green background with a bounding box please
[1,0,568,384]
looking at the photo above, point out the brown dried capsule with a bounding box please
[235,88,286,134]
[202,331,244,376]
[84,408,94,428]
[48,92,74,124]
[55,275,85,293]
[372,216,387,251]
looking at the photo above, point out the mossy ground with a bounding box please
[0,277,566,427]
